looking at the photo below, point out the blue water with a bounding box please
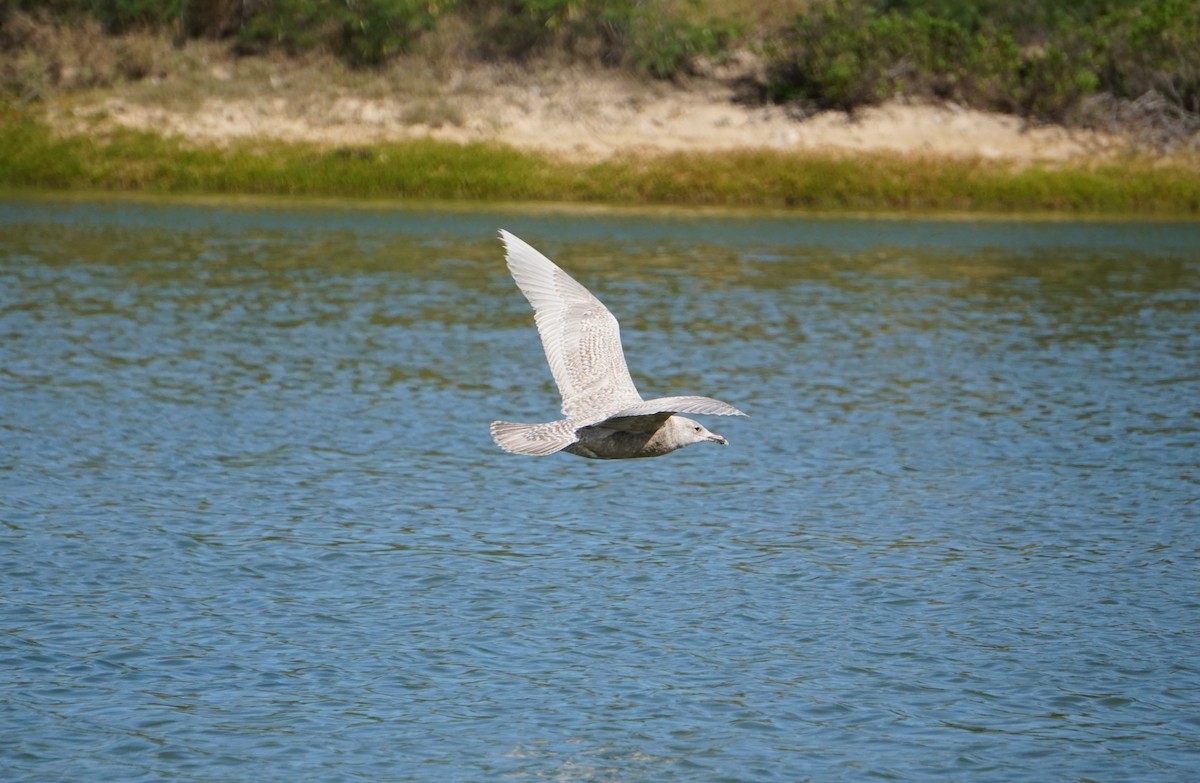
[2,197,1198,782]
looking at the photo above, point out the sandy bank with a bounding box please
[54,61,1126,163]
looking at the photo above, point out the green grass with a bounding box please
[2,110,1198,214]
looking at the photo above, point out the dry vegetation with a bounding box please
[1,2,1198,213]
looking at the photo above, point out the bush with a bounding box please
[236,0,333,56]
[457,0,732,77]
[336,0,444,65]
[762,0,1200,124]
[94,0,187,31]
[2,0,187,32]
[1017,35,1102,121]
[762,0,980,110]
[1104,0,1200,113]
[459,0,606,62]
[624,12,738,78]
[238,0,444,64]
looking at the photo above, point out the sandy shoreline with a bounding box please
[52,60,1127,163]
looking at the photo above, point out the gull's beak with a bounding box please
[708,433,728,446]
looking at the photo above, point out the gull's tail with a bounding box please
[490,420,578,456]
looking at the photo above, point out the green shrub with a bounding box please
[763,1,983,109]
[235,0,332,54]
[625,13,738,78]
[1103,0,1200,112]
[95,0,188,31]
[761,0,876,109]
[459,0,733,78]
[3,0,188,31]
[763,0,1200,122]
[336,0,445,65]
[460,0,621,62]
[1017,35,1102,121]
[237,0,443,64]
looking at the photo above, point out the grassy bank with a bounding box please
[2,110,1198,214]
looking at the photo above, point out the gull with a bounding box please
[490,230,745,459]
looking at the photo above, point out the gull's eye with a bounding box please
[693,426,702,432]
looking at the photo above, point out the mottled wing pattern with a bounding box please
[489,419,580,456]
[500,230,642,419]
[612,395,746,418]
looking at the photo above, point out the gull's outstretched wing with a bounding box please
[612,395,746,418]
[500,230,642,419]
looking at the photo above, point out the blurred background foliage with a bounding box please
[763,0,1199,123]
[1,0,1197,135]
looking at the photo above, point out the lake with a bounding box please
[2,196,1198,782]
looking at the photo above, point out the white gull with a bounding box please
[490,230,745,459]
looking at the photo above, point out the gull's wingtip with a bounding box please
[498,229,529,259]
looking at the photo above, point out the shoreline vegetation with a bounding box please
[4,111,1199,214]
[2,1,1199,214]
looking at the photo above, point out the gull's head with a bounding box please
[671,415,728,448]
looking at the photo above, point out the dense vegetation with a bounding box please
[764,0,1200,134]
[1,0,1197,135]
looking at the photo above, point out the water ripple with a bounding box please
[2,200,1198,781]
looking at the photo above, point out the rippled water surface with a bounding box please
[2,197,1198,782]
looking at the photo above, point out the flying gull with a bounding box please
[490,230,745,459]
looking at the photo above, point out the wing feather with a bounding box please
[490,419,579,456]
[612,395,746,418]
[500,230,642,418]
